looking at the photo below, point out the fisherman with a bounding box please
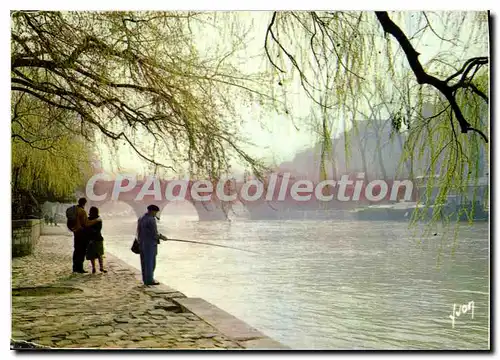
[137,205,168,286]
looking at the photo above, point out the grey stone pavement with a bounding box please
[11,228,286,349]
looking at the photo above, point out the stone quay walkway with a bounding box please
[11,227,287,350]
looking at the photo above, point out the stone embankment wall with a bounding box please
[12,219,42,257]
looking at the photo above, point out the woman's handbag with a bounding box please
[131,238,140,254]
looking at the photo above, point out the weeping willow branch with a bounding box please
[12,11,280,178]
[374,11,489,143]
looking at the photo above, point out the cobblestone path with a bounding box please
[11,231,243,349]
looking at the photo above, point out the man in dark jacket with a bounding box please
[71,198,101,273]
[137,205,167,285]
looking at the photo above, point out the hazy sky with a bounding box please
[98,11,488,176]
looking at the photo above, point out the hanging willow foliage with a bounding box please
[11,92,94,219]
[403,70,489,229]
[263,10,489,228]
[11,11,284,181]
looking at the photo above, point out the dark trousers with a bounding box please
[140,242,157,285]
[72,231,89,272]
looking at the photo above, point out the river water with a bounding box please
[101,214,489,350]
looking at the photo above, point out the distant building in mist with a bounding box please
[276,103,488,182]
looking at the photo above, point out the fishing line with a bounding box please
[162,238,261,255]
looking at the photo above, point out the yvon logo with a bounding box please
[449,301,474,329]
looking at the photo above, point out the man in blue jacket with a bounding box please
[137,205,168,285]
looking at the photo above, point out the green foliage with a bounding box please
[403,69,489,230]
[11,93,94,218]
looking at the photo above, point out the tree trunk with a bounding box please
[376,140,387,180]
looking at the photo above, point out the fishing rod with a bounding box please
[162,238,261,254]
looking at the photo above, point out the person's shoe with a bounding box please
[92,268,96,274]
[74,270,88,274]
[100,269,107,273]
[144,281,160,286]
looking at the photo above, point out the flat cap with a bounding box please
[147,204,160,211]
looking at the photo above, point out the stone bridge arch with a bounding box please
[86,176,232,221]
[88,197,231,222]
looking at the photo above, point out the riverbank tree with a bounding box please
[11,11,282,181]
[11,92,95,219]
